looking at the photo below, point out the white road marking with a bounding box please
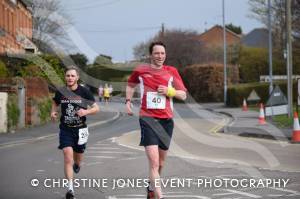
[267,194,284,197]
[212,192,233,196]
[0,134,57,149]
[88,147,120,150]
[223,189,262,198]
[85,161,103,166]
[94,143,111,146]
[85,155,115,159]
[108,196,143,199]
[36,170,45,172]
[0,112,119,149]
[87,151,137,154]
[215,174,250,178]
[117,157,143,161]
[270,187,300,196]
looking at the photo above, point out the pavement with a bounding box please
[201,103,293,141]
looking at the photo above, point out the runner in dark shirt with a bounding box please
[51,66,99,199]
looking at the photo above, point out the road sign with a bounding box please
[265,85,288,116]
[247,89,260,102]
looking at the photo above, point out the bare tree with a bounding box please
[248,0,300,51]
[133,41,149,62]
[24,0,73,53]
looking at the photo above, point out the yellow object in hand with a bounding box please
[167,87,176,97]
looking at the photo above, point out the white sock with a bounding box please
[68,179,74,192]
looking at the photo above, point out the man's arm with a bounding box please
[77,103,99,117]
[125,85,135,115]
[87,103,100,115]
[51,101,59,121]
[174,90,187,101]
[157,86,187,101]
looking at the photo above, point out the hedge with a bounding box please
[226,81,298,107]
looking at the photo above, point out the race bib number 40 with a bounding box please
[78,127,89,145]
[146,92,166,109]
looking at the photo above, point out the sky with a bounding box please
[60,0,264,63]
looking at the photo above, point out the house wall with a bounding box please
[197,26,241,48]
[0,0,32,54]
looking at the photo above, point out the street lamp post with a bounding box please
[268,0,273,94]
[286,0,293,118]
[223,0,227,106]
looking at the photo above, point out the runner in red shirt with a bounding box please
[126,41,187,199]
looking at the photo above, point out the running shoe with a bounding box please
[146,184,155,199]
[73,163,80,174]
[65,190,74,199]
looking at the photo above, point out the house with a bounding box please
[196,25,242,63]
[196,25,241,48]
[0,0,38,54]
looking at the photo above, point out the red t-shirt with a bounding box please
[127,64,187,119]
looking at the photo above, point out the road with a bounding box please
[0,101,299,199]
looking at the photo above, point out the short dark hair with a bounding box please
[65,65,79,75]
[149,41,166,54]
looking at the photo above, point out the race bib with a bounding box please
[146,92,166,109]
[78,127,89,145]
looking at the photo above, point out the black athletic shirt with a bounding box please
[53,85,95,129]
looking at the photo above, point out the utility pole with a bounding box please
[223,0,227,105]
[286,0,293,118]
[160,23,165,39]
[268,0,273,94]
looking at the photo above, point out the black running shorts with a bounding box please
[58,127,86,153]
[139,117,174,150]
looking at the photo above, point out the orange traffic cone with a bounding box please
[292,112,300,143]
[242,98,248,111]
[258,103,266,125]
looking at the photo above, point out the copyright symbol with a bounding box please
[31,179,39,187]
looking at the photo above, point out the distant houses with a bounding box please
[242,28,268,48]
[196,25,241,48]
[194,25,268,64]
[196,25,268,50]
[0,0,38,54]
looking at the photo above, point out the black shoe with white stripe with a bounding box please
[65,190,74,199]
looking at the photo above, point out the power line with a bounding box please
[64,0,105,8]
[66,0,121,11]
[78,26,160,34]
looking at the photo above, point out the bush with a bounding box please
[7,94,20,130]
[226,81,298,107]
[0,60,8,78]
[239,47,268,82]
[0,54,65,84]
[38,97,52,123]
[238,47,299,83]
[183,63,239,102]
